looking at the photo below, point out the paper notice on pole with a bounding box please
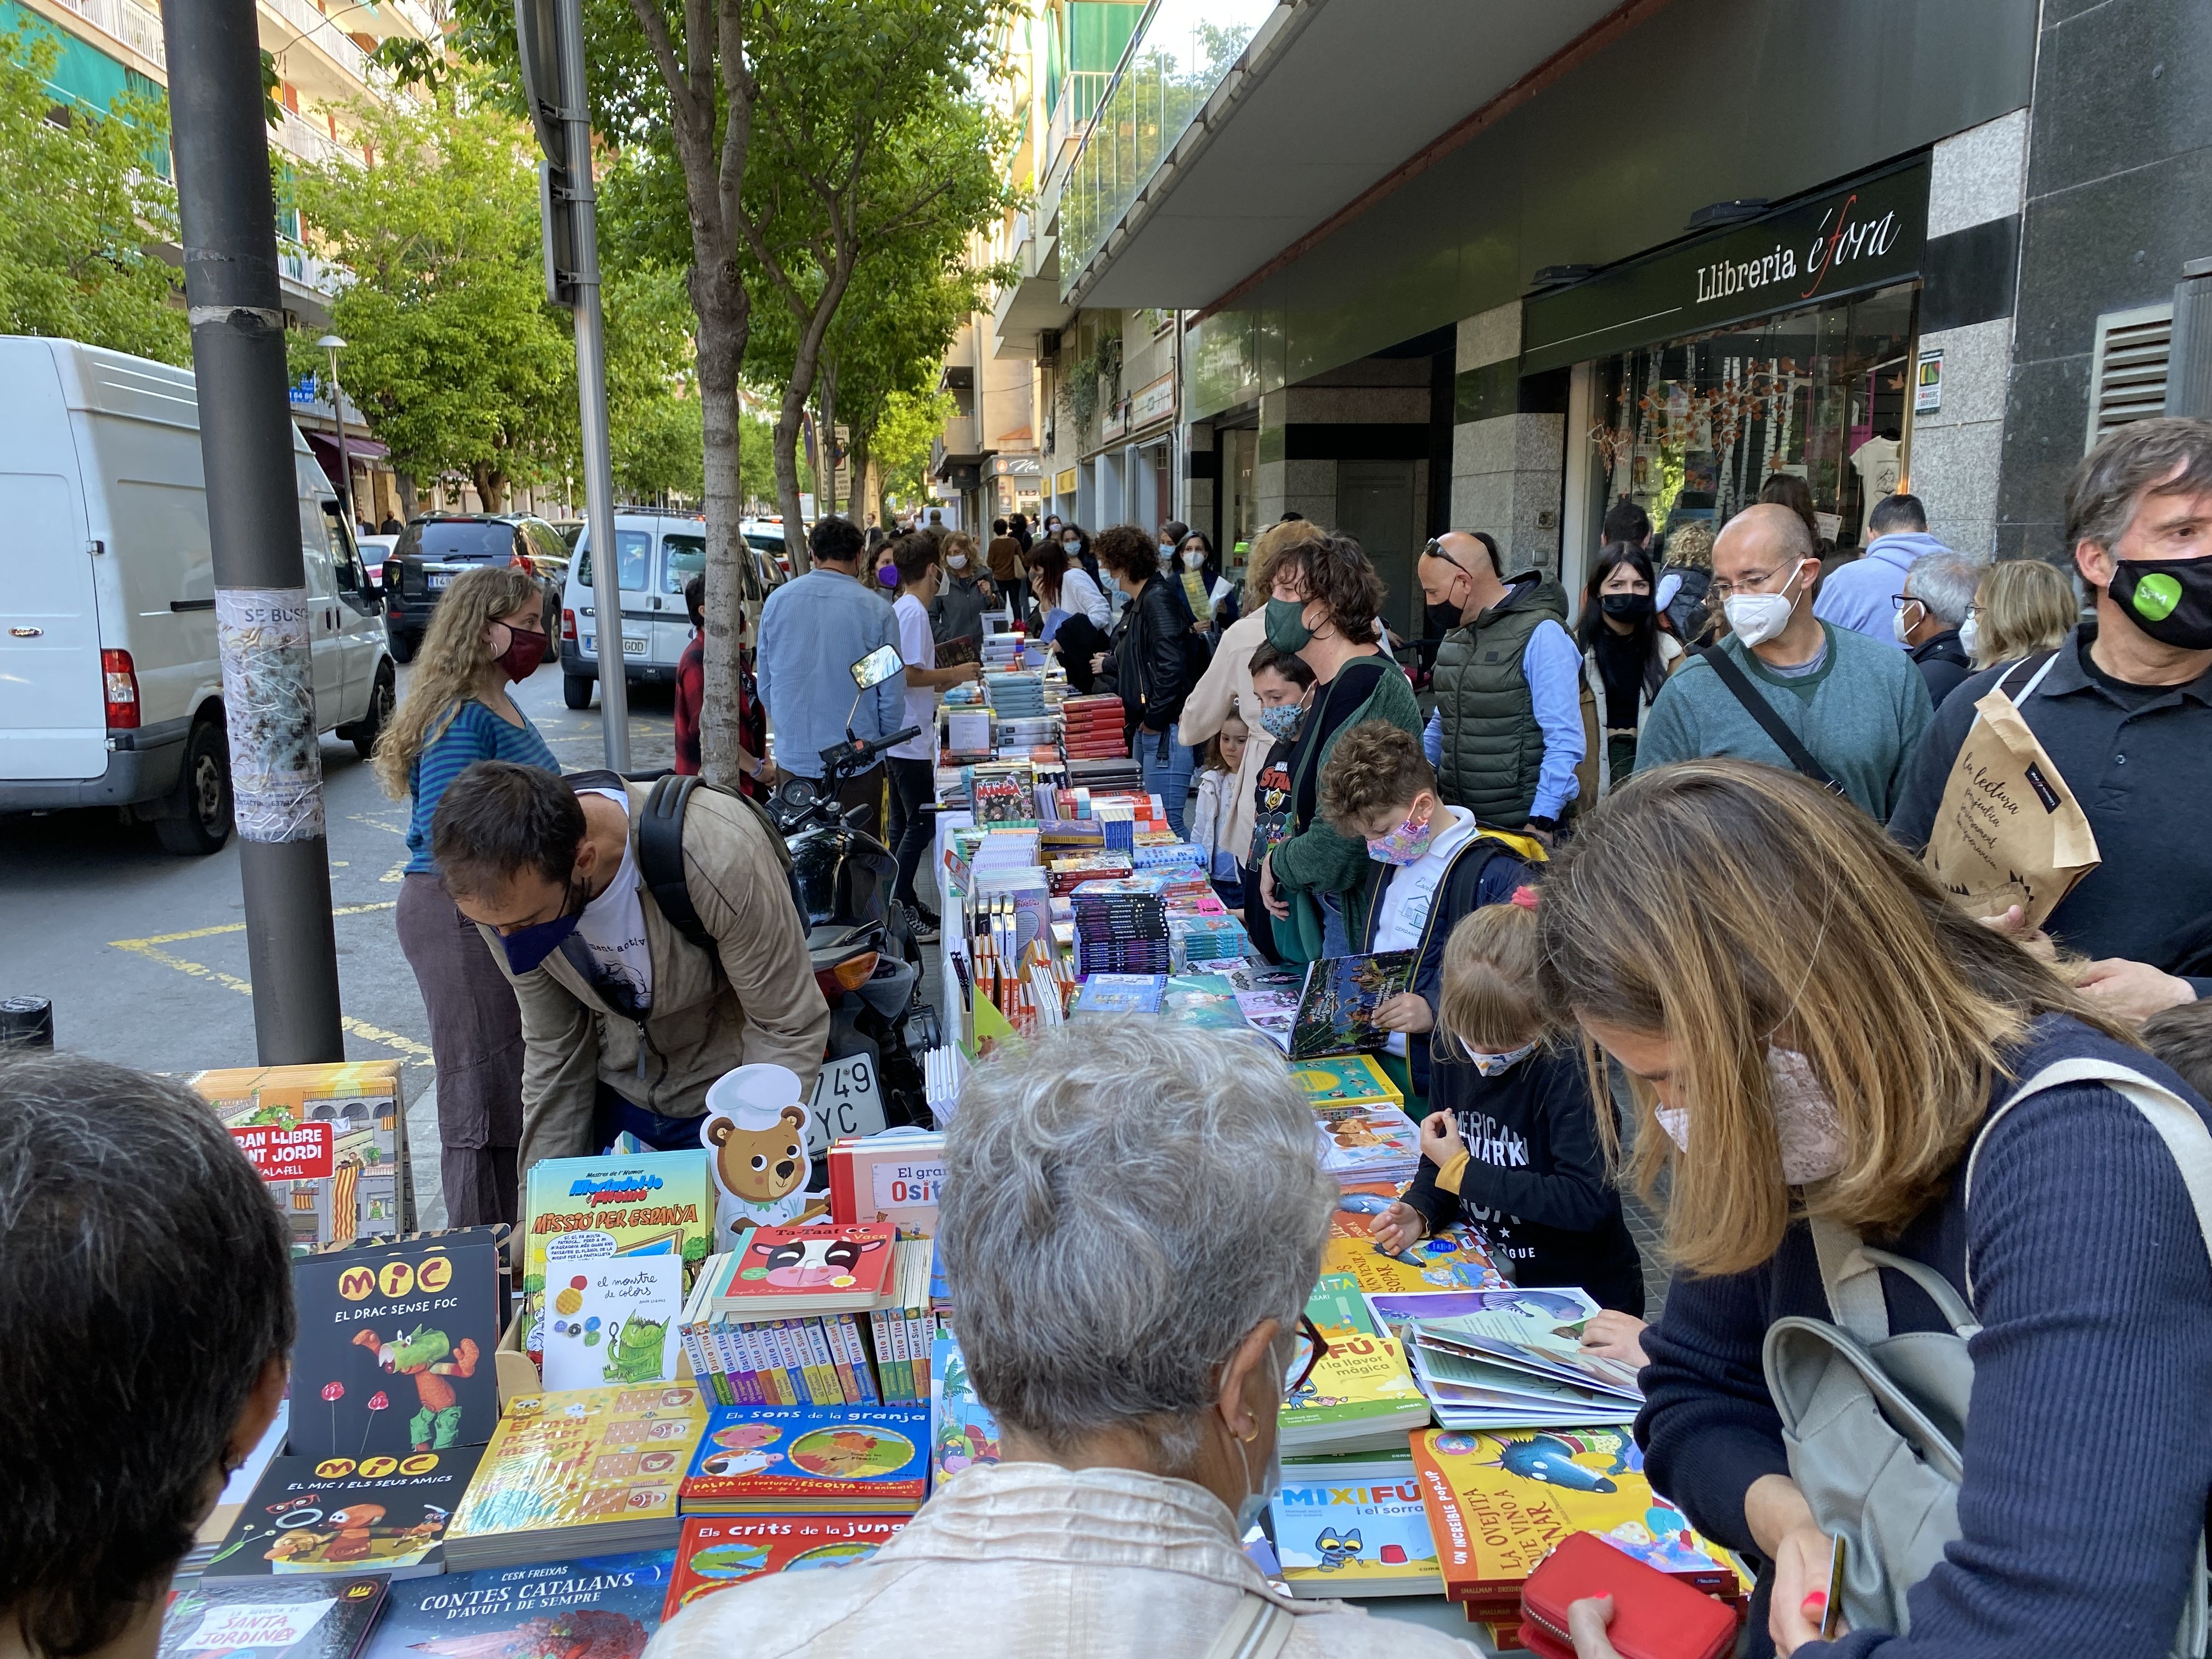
[215,586,325,843]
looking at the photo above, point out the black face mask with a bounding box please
[1425,599,1463,639]
[2109,556,2212,651]
[1601,592,1655,622]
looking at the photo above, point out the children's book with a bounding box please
[191,1062,407,1249]
[1278,1331,1430,1457]
[290,1230,503,1462]
[1069,973,1166,1015]
[204,1448,484,1579]
[358,1551,675,1659]
[1159,972,1247,1031]
[1320,1220,1507,1297]
[1268,1454,1441,1598]
[927,1327,1001,1490]
[678,1403,930,1515]
[157,1577,388,1659]
[826,1129,946,1237]
[195,1399,291,1559]
[710,1222,898,1316]
[661,1517,905,1619]
[444,1387,710,1571]
[541,1256,689,1393]
[1288,1054,1405,1113]
[522,1154,715,1367]
[1305,1272,1382,1341]
[1286,950,1418,1059]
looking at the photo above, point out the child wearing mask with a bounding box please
[1186,714,1249,911]
[1368,899,1647,1317]
[1244,642,1316,963]
[1318,720,1540,1108]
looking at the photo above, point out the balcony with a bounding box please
[1043,68,1114,179]
[257,0,396,101]
[271,103,353,169]
[48,0,165,70]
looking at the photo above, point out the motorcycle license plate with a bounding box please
[805,1054,887,1158]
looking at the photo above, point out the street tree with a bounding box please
[0,26,186,363]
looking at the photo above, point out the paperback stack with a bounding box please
[983,671,1047,720]
[1390,1286,1643,1430]
[1060,693,1130,759]
[679,1401,931,1516]
[1168,910,1249,968]
[1409,1424,1749,1634]
[1277,1273,1430,1456]
[1069,874,1171,974]
[1266,1452,1441,1600]
[1046,851,1133,894]
[1288,1056,1421,1191]
[678,1224,902,1408]
[1064,755,1145,795]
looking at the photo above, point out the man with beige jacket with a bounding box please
[431,760,828,1177]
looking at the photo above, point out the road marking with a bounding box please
[107,902,435,1068]
[380,856,408,884]
[347,810,407,837]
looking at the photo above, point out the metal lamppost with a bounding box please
[316,332,357,529]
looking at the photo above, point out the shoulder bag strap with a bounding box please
[1200,1592,1296,1659]
[1997,648,2063,704]
[1808,1214,1893,1344]
[1696,645,1846,795]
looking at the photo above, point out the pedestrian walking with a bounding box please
[1814,492,1953,644]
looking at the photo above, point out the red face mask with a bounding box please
[494,623,548,681]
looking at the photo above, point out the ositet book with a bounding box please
[661,1516,905,1620]
[157,1577,388,1659]
[204,1448,484,1579]
[290,1229,502,1462]
[679,1403,930,1515]
[357,1551,675,1659]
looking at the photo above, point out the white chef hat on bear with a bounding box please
[703,1063,806,1137]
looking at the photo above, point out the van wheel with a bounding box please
[562,673,593,710]
[350,660,396,760]
[156,722,233,855]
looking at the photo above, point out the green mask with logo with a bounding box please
[1264,597,1314,653]
[2109,556,2212,651]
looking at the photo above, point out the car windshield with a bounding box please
[416,522,517,561]
[663,533,705,593]
[577,529,651,592]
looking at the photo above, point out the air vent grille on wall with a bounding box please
[2086,303,2172,452]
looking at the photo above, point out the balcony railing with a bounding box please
[272,104,353,169]
[1059,0,1277,297]
[50,0,166,68]
[1043,69,1113,177]
[279,239,343,296]
[258,0,392,89]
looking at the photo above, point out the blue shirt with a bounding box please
[1420,617,1586,819]
[405,699,561,873]
[1814,531,1953,645]
[755,568,904,779]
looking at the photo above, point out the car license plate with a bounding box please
[427,572,452,590]
[582,634,651,657]
[804,1054,887,1158]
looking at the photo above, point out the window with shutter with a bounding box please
[2085,303,2173,452]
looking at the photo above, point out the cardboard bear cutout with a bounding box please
[702,1063,828,1250]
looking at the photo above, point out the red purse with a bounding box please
[1517,1532,1741,1659]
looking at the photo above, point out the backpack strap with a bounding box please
[1199,1593,1295,1659]
[639,775,718,957]
[1696,644,1847,796]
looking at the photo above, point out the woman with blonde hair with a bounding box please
[1966,556,2077,669]
[1536,758,2212,1659]
[376,564,558,1225]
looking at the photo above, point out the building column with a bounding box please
[1254,390,1291,524]
[1184,420,1217,548]
[1910,109,2027,561]
[1452,301,1565,576]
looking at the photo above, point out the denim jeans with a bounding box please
[1138,721,1195,839]
[1320,889,1351,958]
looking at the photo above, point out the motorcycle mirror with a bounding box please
[849,645,905,690]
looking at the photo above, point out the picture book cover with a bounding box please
[1408,1427,1746,1601]
[1304,1272,1383,1341]
[523,1154,714,1365]
[192,1063,405,1250]
[1365,1286,1601,1341]
[1310,1100,1421,1183]
[1280,1333,1427,1434]
[678,1404,930,1513]
[290,1231,502,1461]
[1159,973,1247,1031]
[661,1517,905,1620]
[540,1256,687,1394]
[1287,951,1417,1059]
[1413,1295,1641,1400]
[928,1328,1001,1488]
[1069,973,1166,1015]
[1288,1056,1404,1113]
[446,1389,709,1551]
[204,1448,484,1578]
[1269,1456,1441,1598]
[1320,1222,1507,1296]
[157,1576,388,1659]
[827,1130,946,1237]
[359,1551,675,1659]
[712,1222,898,1311]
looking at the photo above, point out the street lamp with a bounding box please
[315,332,357,529]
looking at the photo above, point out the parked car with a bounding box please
[549,517,584,552]
[0,337,397,854]
[380,512,564,663]
[357,532,397,597]
[560,511,786,709]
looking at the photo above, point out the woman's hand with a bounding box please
[1090,652,1109,675]
[1567,1595,1624,1659]
[1260,853,1289,920]
[1373,992,1434,1034]
[1577,1310,1649,1368]
[1368,1201,1428,1254]
[1748,1476,1847,1656]
[1418,1109,1465,1167]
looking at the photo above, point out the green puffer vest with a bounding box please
[1432,573,1570,826]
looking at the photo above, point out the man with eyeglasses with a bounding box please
[1633,503,1932,819]
[1417,531,1583,840]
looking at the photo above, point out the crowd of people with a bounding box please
[8,417,2212,1659]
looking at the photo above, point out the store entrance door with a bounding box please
[1338,459,1419,640]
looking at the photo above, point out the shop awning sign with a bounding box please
[1522,157,1928,375]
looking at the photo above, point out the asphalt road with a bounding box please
[0,661,673,1220]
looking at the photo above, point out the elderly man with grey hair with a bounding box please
[1894,549,1979,707]
[646,1020,1481,1659]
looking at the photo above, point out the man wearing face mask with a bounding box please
[430,759,828,1178]
[1418,530,1584,840]
[1890,550,1978,707]
[1892,417,2212,1022]
[1633,503,1932,820]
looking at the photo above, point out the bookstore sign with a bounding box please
[1523,158,1928,374]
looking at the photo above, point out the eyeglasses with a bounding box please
[1706,561,1807,603]
[1284,1312,1329,1396]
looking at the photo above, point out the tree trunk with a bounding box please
[816,356,839,519]
[394,469,417,522]
[774,387,810,573]
[769,249,859,574]
[847,426,874,527]
[473,465,506,514]
[693,263,753,788]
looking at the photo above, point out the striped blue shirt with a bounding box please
[405,699,561,874]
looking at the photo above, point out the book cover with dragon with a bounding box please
[358,1551,674,1659]
[204,1450,483,1579]
[660,1517,906,1620]
[677,1403,929,1515]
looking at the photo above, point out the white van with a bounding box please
[558,509,786,709]
[0,337,397,854]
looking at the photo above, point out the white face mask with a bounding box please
[1890,601,1919,645]
[1722,562,1808,648]
[947,553,968,571]
[1462,1038,1539,1077]
[1182,547,1206,570]
[1959,614,1980,657]
[1655,1045,1846,1186]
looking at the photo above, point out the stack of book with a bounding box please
[1063,755,1145,794]
[983,670,1047,719]
[664,1517,907,1620]
[827,1130,945,1238]
[863,1240,939,1404]
[1046,850,1132,894]
[1169,910,1249,968]
[1284,1055,1422,1192]
[1408,1424,1749,1639]
[1278,1273,1431,1456]
[678,1401,931,1517]
[1266,1451,1442,1600]
[1387,1286,1644,1430]
[518,1150,715,1376]
[1069,874,1171,974]
[678,1224,903,1408]
[1060,693,1129,758]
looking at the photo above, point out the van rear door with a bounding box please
[0,470,106,780]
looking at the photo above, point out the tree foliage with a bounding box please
[0,27,185,363]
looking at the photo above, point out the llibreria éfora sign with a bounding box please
[1521,157,1928,374]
